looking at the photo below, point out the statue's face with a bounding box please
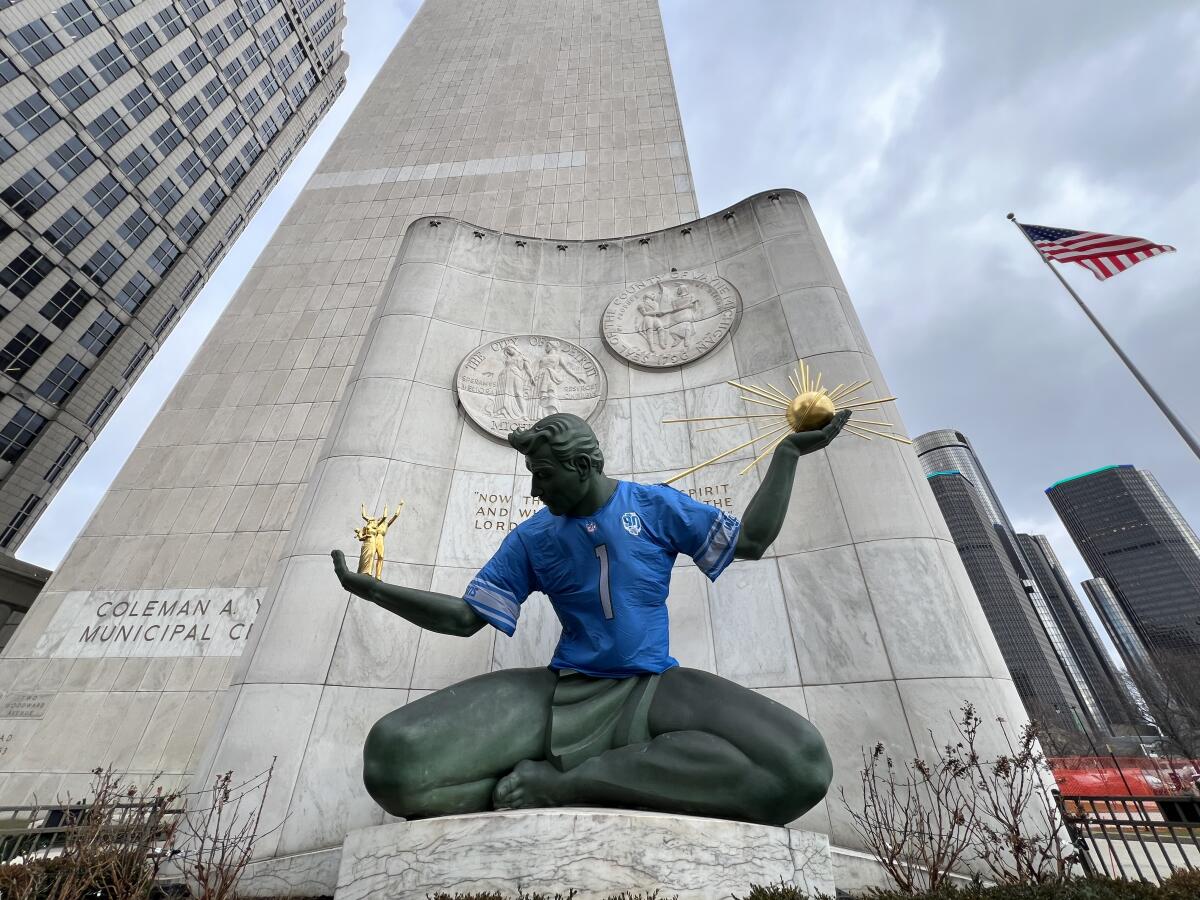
[523,442,590,516]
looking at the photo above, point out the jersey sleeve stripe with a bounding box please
[695,512,740,581]
[463,579,520,635]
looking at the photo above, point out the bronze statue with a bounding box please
[353,502,402,579]
[331,410,849,826]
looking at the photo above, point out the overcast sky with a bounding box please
[20,1,1200,601]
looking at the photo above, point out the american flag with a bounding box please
[1019,223,1175,281]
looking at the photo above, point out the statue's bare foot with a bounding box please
[492,759,565,809]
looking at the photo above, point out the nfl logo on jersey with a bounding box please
[621,511,642,536]
[585,521,597,533]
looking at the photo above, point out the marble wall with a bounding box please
[194,190,1028,870]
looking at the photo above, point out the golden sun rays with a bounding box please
[661,359,912,485]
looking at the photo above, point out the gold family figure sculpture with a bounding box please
[354,502,403,579]
[662,358,911,484]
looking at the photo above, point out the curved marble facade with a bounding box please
[189,189,1029,869]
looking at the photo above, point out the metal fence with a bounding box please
[0,799,181,865]
[1058,791,1200,883]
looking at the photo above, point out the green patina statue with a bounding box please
[331,409,849,826]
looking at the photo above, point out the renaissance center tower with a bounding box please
[1,1,1028,889]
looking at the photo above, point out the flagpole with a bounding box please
[1007,213,1200,462]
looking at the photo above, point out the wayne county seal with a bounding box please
[455,335,608,441]
[601,271,741,368]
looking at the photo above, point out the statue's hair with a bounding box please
[508,413,604,473]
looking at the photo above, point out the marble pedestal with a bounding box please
[333,808,834,900]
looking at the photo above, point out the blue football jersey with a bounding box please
[463,480,741,677]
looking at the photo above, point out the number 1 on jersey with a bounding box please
[594,543,614,619]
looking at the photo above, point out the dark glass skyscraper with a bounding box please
[916,429,1108,735]
[1017,533,1141,729]
[1049,465,1200,683]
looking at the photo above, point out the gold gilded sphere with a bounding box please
[786,391,835,432]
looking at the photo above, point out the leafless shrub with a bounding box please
[841,703,1079,893]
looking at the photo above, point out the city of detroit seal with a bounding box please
[601,271,742,368]
[455,334,607,440]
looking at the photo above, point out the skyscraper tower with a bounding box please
[1,3,1029,887]
[925,469,1084,728]
[0,0,348,549]
[915,429,1109,734]
[1017,533,1141,730]
[1049,465,1200,673]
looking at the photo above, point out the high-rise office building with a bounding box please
[0,3,1030,886]
[1017,533,1141,730]
[925,469,1083,727]
[915,429,1108,734]
[1081,576,1159,696]
[0,0,347,549]
[1048,465,1200,663]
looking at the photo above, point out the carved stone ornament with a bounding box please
[601,271,742,368]
[455,334,608,441]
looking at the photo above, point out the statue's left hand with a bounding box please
[781,410,851,457]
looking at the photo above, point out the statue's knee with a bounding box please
[363,716,419,805]
[772,719,833,820]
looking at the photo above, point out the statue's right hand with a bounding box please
[331,549,353,587]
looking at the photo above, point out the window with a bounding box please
[180,272,201,300]
[201,77,227,108]
[154,7,186,40]
[119,145,155,182]
[240,137,262,166]
[123,23,161,61]
[0,53,18,86]
[86,386,118,427]
[224,58,247,85]
[115,272,151,312]
[1,168,56,217]
[84,173,127,216]
[87,107,129,150]
[243,43,263,70]
[276,97,292,119]
[97,0,135,18]
[121,84,157,123]
[259,115,278,144]
[0,137,13,164]
[259,71,278,96]
[81,241,125,286]
[224,9,247,39]
[151,120,183,155]
[176,151,205,188]
[199,182,224,214]
[302,67,318,92]
[122,343,148,379]
[154,304,178,337]
[40,280,89,328]
[202,25,228,55]
[152,61,185,97]
[0,495,41,547]
[175,207,204,243]
[222,157,245,187]
[200,128,227,161]
[45,436,83,482]
[8,21,63,66]
[36,354,86,403]
[118,209,154,248]
[203,241,223,268]
[90,43,131,85]
[149,178,182,215]
[246,189,261,209]
[43,207,93,253]
[180,0,209,22]
[223,110,247,136]
[0,325,51,378]
[180,42,206,76]
[0,246,54,298]
[79,309,121,352]
[55,1,100,40]
[48,136,95,182]
[178,96,205,130]
[224,214,243,240]
[50,66,98,110]
[0,406,47,462]
[242,87,264,115]
[5,94,60,142]
[261,24,280,52]
[148,237,178,276]
[290,83,306,106]
[243,0,267,23]
[276,53,296,79]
